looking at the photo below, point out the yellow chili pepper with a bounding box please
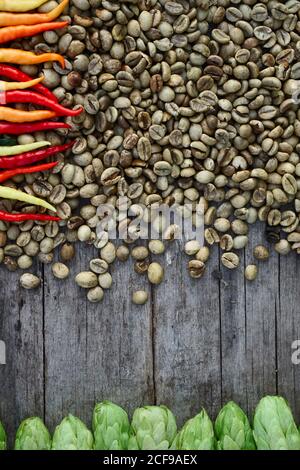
[0,141,50,156]
[0,0,69,26]
[0,107,55,123]
[0,0,49,12]
[0,185,56,212]
[0,49,65,68]
[0,76,44,92]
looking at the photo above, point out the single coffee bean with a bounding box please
[89,258,109,274]
[221,252,240,269]
[220,234,234,251]
[87,286,104,303]
[245,264,258,281]
[148,240,165,255]
[75,271,98,288]
[132,290,149,305]
[147,262,164,284]
[116,245,130,261]
[253,245,269,261]
[17,255,32,270]
[131,246,149,260]
[20,273,40,289]
[60,243,75,262]
[98,272,113,289]
[184,240,201,256]
[275,239,291,255]
[188,259,206,278]
[52,262,69,280]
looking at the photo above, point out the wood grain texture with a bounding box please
[277,251,300,423]
[43,245,153,432]
[0,232,300,440]
[219,244,247,408]
[153,241,222,426]
[0,259,44,446]
[244,223,278,418]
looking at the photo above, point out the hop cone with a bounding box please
[92,401,131,450]
[0,421,6,450]
[128,405,177,450]
[52,414,93,450]
[253,396,300,450]
[14,417,51,450]
[215,402,256,450]
[172,409,215,450]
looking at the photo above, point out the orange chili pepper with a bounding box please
[0,21,68,45]
[0,107,55,123]
[0,49,65,68]
[0,0,69,26]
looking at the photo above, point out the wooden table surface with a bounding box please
[1,222,300,443]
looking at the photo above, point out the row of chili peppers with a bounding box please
[0,0,77,223]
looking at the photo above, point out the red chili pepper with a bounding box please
[5,90,83,117]
[0,161,57,183]
[0,121,71,134]
[0,209,60,222]
[0,64,57,102]
[0,141,74,168]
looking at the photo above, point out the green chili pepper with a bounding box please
[0,141,50,156]
[0,185,56,212]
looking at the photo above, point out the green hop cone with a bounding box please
[172,409,215,450]
[52,414,93,450]
[215,402,256,450]
[253,396,300,450]
[128,405,177,450]
[92,401,131,450]
[14,417,51,450]
[0,421,6,450]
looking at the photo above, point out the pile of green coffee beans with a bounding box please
[1,0,300,304]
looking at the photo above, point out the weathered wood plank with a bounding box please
[244,223,278,416]
[0,260,44,446]
[219,244,247,407]
[1,226,299,437]
[153,241,222,426]
[220,223,278,417]
[43,243,154,431]
[277,251,300,422]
